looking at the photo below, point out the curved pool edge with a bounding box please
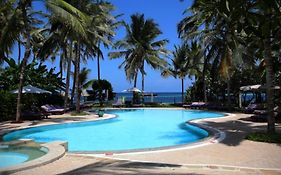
[0,114,117,142]
[70,111,234,155]
[1,109,233,155]
[0,140,67,174]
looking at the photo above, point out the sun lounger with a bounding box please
[41,105,66,115]
[251,107,280,122]
[21,111,49,120]
[183,102,206,109]
[253,106,280,115]
[112,98,124,108]
[245,103,265,114]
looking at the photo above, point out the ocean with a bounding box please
[115,92,184,104]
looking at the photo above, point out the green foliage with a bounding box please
[91,79,114,105]
[109,13,168,83]
[246,132,281,144]
[0,91,17,121]
[0,90,64,121]
[0,58,65,92]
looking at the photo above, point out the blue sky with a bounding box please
[13,0,194,92]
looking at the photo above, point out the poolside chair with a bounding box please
[251,106,281,122]
[112,98,124,108]
[41,104,66,115]
[21,111,49,120]
[253,106,280,115]
[244,103,265,114]
[187,102,206,109]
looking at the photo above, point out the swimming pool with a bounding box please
[0,146,47,168]
[3,109,224,152]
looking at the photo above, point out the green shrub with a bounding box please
[0,91,17,121]
[0,91,64,121]
[246,132,281,143]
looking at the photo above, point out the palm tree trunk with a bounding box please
[71,60,76,105]
[75,42,81,113]
[202,58,208,103]
[141,64,144,103]
[97,42,101,81]
[16,10,31,122]
[264,39,275,133]
[227,77,231,110]
[181,78,184,104]
[59,55,63,81]
[134,72,138,88]
[226,46,232,110]
[18,40,21,64]
[64,43,72,110]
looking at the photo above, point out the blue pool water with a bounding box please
[0,152,29,168]
[3,109,224,152]
[0,146,47,168]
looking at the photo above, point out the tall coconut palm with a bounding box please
[44,0,116,112]
[109,13,169,97]
[242,0,281,133]
[162,42,202,103]
[178,0,247,108]
[178,0,280,133]
[0,0,46,122]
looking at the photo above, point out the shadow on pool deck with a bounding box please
[199,118,281,147]
[57,159,202,175]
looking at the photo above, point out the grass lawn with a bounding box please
[246,132,281,143]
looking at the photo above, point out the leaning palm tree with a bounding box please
[109,13,169,97]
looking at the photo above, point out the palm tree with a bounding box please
[109,14,169,98]
[44,0,116,112]
[0,0,46,122]
[178,0,281,133]
[178,0,247,108]
[162,42,201,103]
[79,67,94,97]
[242,1,281,133]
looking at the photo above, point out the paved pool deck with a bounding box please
[1,109,281,175]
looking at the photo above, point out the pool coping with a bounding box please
[0,140,67,174]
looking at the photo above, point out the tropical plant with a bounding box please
[0,58,65,92]
[91,79,114,106]
[41,0,117,112]
[0,0,48,122]
[109,13,169,98]
[243,1,281,133]
[162,42,202,103]
[79,67,94,92]
[178,0,281,133]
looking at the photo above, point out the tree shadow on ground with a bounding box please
[199,115,281,147]
[58,159,203,175]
